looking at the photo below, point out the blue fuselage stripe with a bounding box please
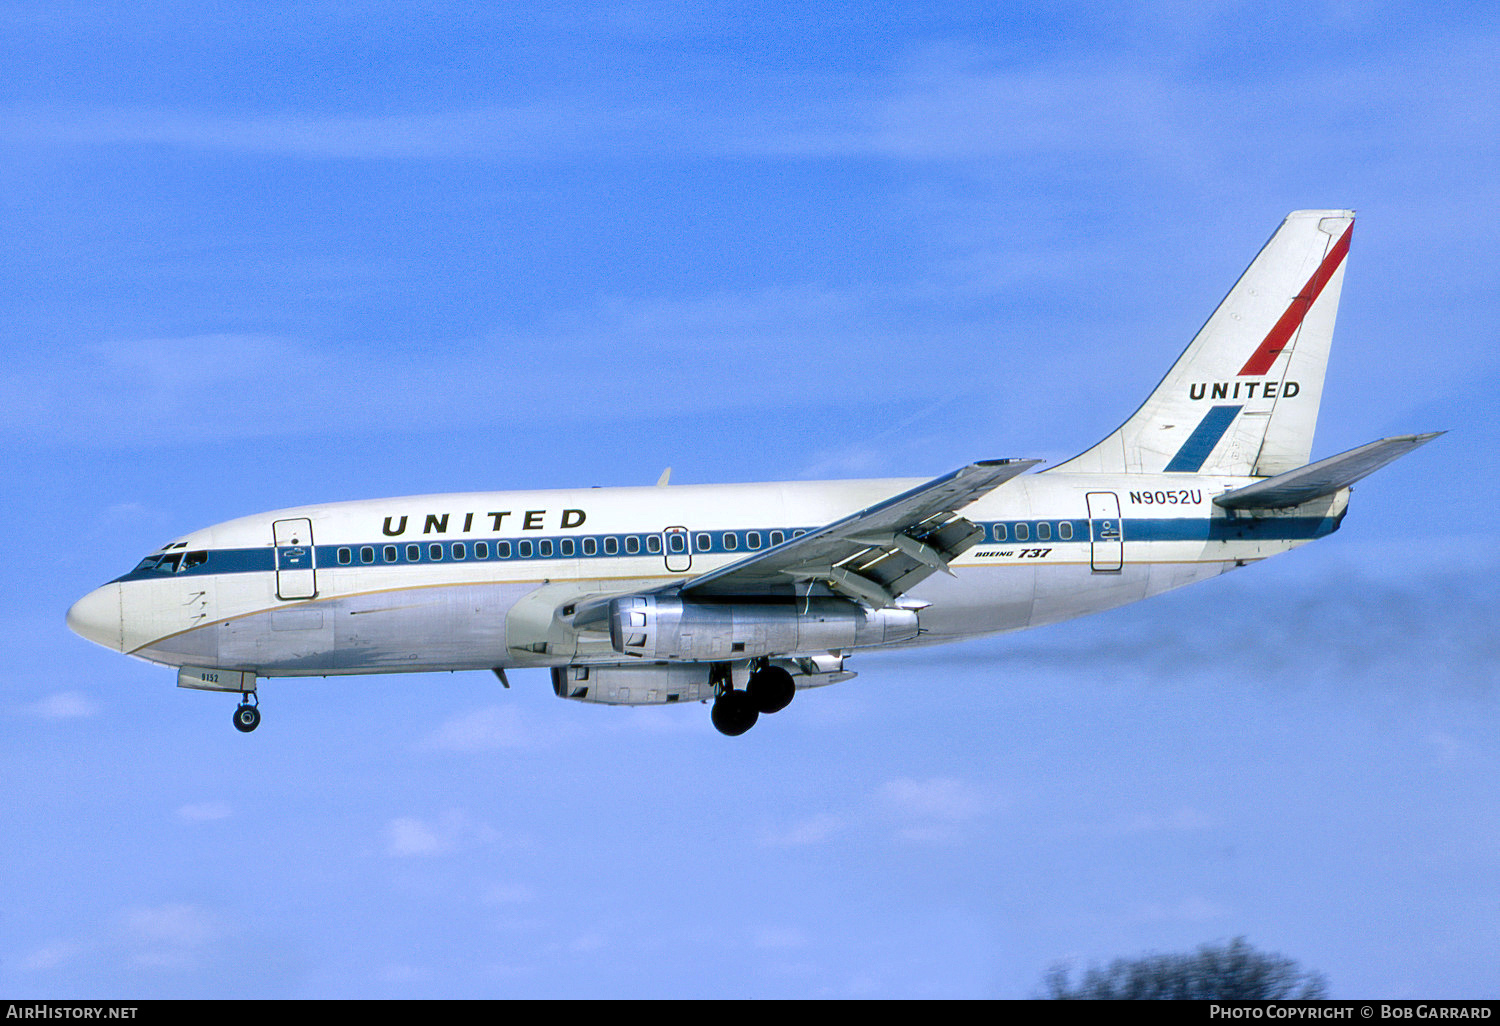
[109,514,1339,584]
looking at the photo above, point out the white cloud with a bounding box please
[753,926,810,950]
[568,932,607,953]
[481,883,536,906]
[28,692,98,719]
[118,903,222,970]
[19,941,85,972]
[386,816,453,857]
[758,813,849,848]
[877,776,993,844]
[0,105,660,161]
[1128,896,1229,924]
[878,776,987,821]
[384,810,503,858]
[176,802,232,823]
[420,706,535,752]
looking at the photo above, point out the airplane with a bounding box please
[66,209,1439,736]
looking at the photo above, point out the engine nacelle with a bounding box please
[607,595,918,661]
[551,655,857,705]
[551,663,712,705]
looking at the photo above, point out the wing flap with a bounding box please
[1214,432,1442,510]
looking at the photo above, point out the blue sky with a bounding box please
[3,2,1497,998]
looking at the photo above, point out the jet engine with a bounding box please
[607,594,918,661]
[551,662,712,705]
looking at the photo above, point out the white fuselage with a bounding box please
[68,471,1345,678]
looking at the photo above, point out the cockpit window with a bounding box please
[183,551,208,571]
[154,553,184,573]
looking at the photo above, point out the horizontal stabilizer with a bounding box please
[1214,432,1442,510]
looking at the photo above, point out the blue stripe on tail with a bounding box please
[1165,405,1242,473]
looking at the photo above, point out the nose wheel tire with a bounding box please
[233,701,261,733]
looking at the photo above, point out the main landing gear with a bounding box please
[711,663,797,737]
[233,692,261,733]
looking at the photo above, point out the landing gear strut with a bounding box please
[233,692,261,733]
[710,662,797,736]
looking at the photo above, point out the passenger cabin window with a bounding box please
[337,548,352,565]
[1037,522,1051,541]
[646,535,662,554]
[625,536,640,555]
[993,523,1008,541]
[475,541,489,559]
[428,543,443,561]
[518,540,533,558]
[1058,522,1073,540]
[384,545,398,562]
[696,533,711,551]
[770,531,785,546]
[497,541,512,558]
[723,533,738,551]
[452,543,466,560]
[561,539,575,556]
[539,540,553,557]
[603,537,618,555]
[747,532,761,550]
[668,533,687,554]
[583,538,597,556]
[407,544,420,562]
[1015,523,1029,541]
[360,546,374,564]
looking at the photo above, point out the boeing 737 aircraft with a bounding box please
[67,210,1438,736]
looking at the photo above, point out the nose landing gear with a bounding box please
[233,693,261,733]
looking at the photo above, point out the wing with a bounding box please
[679,458,1039,607]
[568,459,1039,633]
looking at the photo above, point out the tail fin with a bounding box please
[1054,209,1354,477]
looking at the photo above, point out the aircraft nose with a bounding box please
[67,584,124,652]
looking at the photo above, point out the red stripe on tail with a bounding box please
[1238,222,1353,376]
